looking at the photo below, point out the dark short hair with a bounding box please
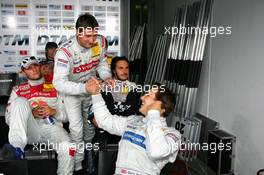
[75,13,99,30]
[110,56,129,76]
[45,42,58,50]
[154,83,176,117]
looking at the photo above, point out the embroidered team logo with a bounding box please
[43,83,54,92]
[121,85,129,94]
[91,43,100,57]
[73,59,81,64]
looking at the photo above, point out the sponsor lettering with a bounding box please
[73,59,100,73]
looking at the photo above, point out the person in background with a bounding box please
[93,56,141,144]
[39,42,58,83]
[1,56,74,175]
[45,42,58,61]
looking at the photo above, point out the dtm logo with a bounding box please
[106,36,119,46]
[0,35,29,46]
[0,35,119,46]
[37,35,74,46]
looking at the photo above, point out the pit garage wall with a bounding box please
[195,0,264,174]
[148,0,264,174]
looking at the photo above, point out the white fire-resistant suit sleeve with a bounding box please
[96,37,112,81]
[96,56,111,81]
[5,88,18,125]
[145,110,181,162]
[92,94,127,136]
[52,93,68,123]
[53,50,86,95]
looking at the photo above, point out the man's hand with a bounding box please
[32,108,44,119]
[92,117,99,128]
[85,76,101,95]
[105,78,115,88]
[32,105,56,119]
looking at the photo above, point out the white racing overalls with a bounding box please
[53,35,111,170]
[5,78,74,175]
[92,94,181,175]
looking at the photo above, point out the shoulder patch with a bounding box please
[91,44,100,57]
[17,82,30,91]
[60,47,72,57]
[166,132,180,143]
[58,58,69,64]
[43,83,55,92]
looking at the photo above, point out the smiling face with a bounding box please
[139,88,159,116]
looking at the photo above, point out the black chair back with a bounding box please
[0,73,19,97]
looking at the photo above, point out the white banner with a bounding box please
[0,0,121,73]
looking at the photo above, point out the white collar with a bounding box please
[28,77,44,86]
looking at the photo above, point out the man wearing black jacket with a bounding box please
[102,56,140,117]
[94,56,141,144]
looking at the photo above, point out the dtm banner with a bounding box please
[0,0,120,73]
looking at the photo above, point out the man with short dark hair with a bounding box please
[37,42,58,83]
[97,57,141,143]
[102,56,140,117]
[53,13,112,172]
[45,42,58,61]
[86,77,181,175]
[1,56,74,175]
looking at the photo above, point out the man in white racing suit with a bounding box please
[2,56,74,175]
[53,13,112,171]
[86,77,181,175]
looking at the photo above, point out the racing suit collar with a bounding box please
[114,79,129,84]
[28,77,44,86]
[142,116,167,126]
[113,79,136,87]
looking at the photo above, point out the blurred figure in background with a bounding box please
[94,56,141,144]
[45,42,58,61]
[39,42,58,83]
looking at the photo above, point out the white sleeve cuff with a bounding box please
[92,94,104,105]
[79,83,86,94]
